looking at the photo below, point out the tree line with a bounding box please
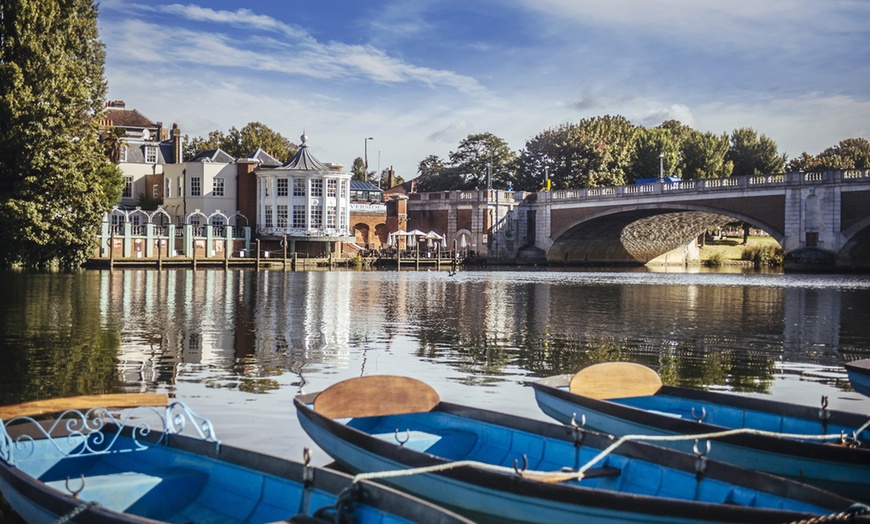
[413,116,870,192]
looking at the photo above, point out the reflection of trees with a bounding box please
[0,271,123,404]
[394,277,784,393]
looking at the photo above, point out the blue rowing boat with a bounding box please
[846,359,870,398]
[295,375,868,524]
[0,393,471,524]
[531,362,870,501]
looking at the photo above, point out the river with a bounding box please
[1,267,869,475]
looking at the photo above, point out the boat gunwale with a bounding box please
[294,395,855,523]
[0,422,473,524]
[530,375,870,463]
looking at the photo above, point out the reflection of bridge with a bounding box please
[409,170,870,271]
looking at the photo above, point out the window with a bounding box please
[339,207,346,229]
[327,179,337,197]
[177,177,182,197]
[341,180,348,199]
[166,178,171,198]
[122,176,133,198]
[293,205,306,228]
[293,178,306,196]
[213,177,224,197]
[277,178,288,196]
[264,179,272,197]
[310,207,323,228]
[311,179,323,197]
[191,177,201,197]
[152,184,159,199]
[277,205,288,228]
[145,146,158,164]
[265,207,273,228]
[326,207,336,228]
[120,146,128,163]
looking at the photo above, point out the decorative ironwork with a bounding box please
[0,401,219,467]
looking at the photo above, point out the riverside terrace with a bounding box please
[92,169,870,272]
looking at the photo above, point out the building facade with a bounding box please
[252,133,355,256]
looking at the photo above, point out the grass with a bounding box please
[699,236,782,265]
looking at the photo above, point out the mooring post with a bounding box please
[256,239,261,271]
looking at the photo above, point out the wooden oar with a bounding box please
[569,362,662,400]
[0,393,169,420]
[314,376,440,420]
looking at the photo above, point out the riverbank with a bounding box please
[699,236,782,266]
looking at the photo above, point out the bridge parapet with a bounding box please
[540,170,870,204]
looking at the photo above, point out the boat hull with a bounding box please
[0,412,470,523]
[295,393,859,524]
[846,359,870,397]
[532,374,870,501]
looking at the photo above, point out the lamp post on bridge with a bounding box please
[658,153,664,182]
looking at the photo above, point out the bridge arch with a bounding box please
[837,216,870,269]
[548,204,784,265]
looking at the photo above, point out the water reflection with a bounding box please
[2,268,869,412]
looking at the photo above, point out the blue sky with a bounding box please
[99,0,870,180]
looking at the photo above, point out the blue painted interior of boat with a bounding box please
[344,411,829,513]
[13,435,413,524]
[610,395,865,438]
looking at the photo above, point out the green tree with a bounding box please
[786,151,824,173]
[446,133,517,190]
[632,126,682,182]
[182,123,297,162]
[681,131,733,179]
[0,0,122,268]
[815,138,870,170]
[516,115,638,190]
[726,128,786,177]
[415,154,464,192]
[351,157,367,181]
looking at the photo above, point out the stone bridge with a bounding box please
[509,169,870,270]
[405,169,870,271]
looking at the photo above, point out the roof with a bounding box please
[275,133,330,172]
[104,107,158,129]
[189,148,235,163]
[245,148,282,167]
[350,180,382,191]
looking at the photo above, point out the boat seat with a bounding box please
[45,467,207,518]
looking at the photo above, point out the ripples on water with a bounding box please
[1,268,869,464]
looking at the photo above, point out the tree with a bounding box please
[351,157,367,181]
[516,115,638,190]
[681,131,733,179]
[786,151,824,173]
[0,0,122,268]
[816,138,870,171]
[447,133,517,190]
[182,122,297,162]
[632,126,682,182]
[726,128,786,177]
[414,155,463,192]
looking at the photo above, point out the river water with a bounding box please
[1,267,870,472]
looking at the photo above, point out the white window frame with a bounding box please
[122,176,133,198]
[213,177,224,197]
[191,177,201,197]
[145,146,158,164]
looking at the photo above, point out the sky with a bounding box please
[98,0,870,180]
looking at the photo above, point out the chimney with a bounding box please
[171,123,182,163]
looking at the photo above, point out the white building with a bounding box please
[162,148,242,229]
[254,133,354,255]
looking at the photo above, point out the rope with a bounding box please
[788,503,870,523]
[352,426,865,485]
[52,501,99,524]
